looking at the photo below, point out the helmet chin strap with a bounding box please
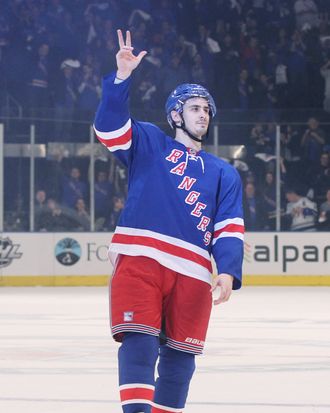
[175,116,210,143]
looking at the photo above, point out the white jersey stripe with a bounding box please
[93,119,131,140]
[214,217,244,231]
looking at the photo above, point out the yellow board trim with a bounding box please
[243,275,330,286]
[1,275,330,286]
[0,276,110,287]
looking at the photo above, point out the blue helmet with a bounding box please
[165,83,217,128]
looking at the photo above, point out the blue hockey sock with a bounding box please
[118,333,159,413]
[153,345,196,411]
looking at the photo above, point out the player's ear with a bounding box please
[170,110,182,126]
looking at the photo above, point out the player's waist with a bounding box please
[109,226,212,283]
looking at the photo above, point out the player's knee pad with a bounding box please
[153,346,196,409]
[158,345,196,383]
[118,332,159,385]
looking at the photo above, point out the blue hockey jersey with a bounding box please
[94,72,244,289]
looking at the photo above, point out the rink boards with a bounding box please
[0,232,329,286]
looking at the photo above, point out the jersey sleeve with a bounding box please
[211,166,244,290]
[93,72,162,167]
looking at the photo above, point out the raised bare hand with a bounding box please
[116,29,147,80]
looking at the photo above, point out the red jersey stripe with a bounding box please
[112,233,212,272]
[120,387,154,402]
[213,223,244,238]
[96,128,132,148]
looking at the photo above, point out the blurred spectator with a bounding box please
[107,196,125,231]
[174,34,197,67]
[61,166,88,209]
[45,148,70,201]
[0,13,9,50]
[280,125,304,182]
[275,28,290,59]
[300,117,326,164]
[81,10,101,47]
[77,64,101,121]
[215,33,240,107]
[47,0,66,24]
[250,123,272,154]
[35,189,48,231]
[294,0,319,30]
[26,42,51,114]
[100,36,118,75]
[276,125,304,187]
[287,30,308,107]
[318,188,330,230]
[320,58,330,112]
[190,53,207,85]
[243,182,266,231]
[4,194,28,231]
[241,36,262,77]
[38,198,80,231]
[128,8,152,29]
[152,0,176,27]
[194,24,219,89]
[35,189,47,209]
[160,20,177,46]
[306,152,330,202]
[238,69,250,110]
[131,77,157,111]
[284,188,318,230]
[253,73,277,117]
[262,171,277,230]
[110,159,128,198]
[56,10,80,58]
[94,170,113,221]
[74,197,90,231]
[274,59,289,108]
[53,59,80,140]
[161,53,189,98]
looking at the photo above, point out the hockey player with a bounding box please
[94,29,244,413]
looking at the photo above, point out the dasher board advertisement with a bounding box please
[0,232,329,286]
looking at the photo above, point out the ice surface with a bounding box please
[0,286,329,413]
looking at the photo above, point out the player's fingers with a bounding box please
[219,286,227,302]
[213,295,222,305]
[213,286,230,305]
[126,30,131,47]
[137,50,147,62]
[222,288,231,302]
[117,29,124,48]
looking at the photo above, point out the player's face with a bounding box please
[182,97,210,138]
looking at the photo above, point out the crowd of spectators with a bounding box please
[1,0,330,232]
[0,0,330,119]
[4,115,329,232]
[240,116,330,231]
[32,155,127,232]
